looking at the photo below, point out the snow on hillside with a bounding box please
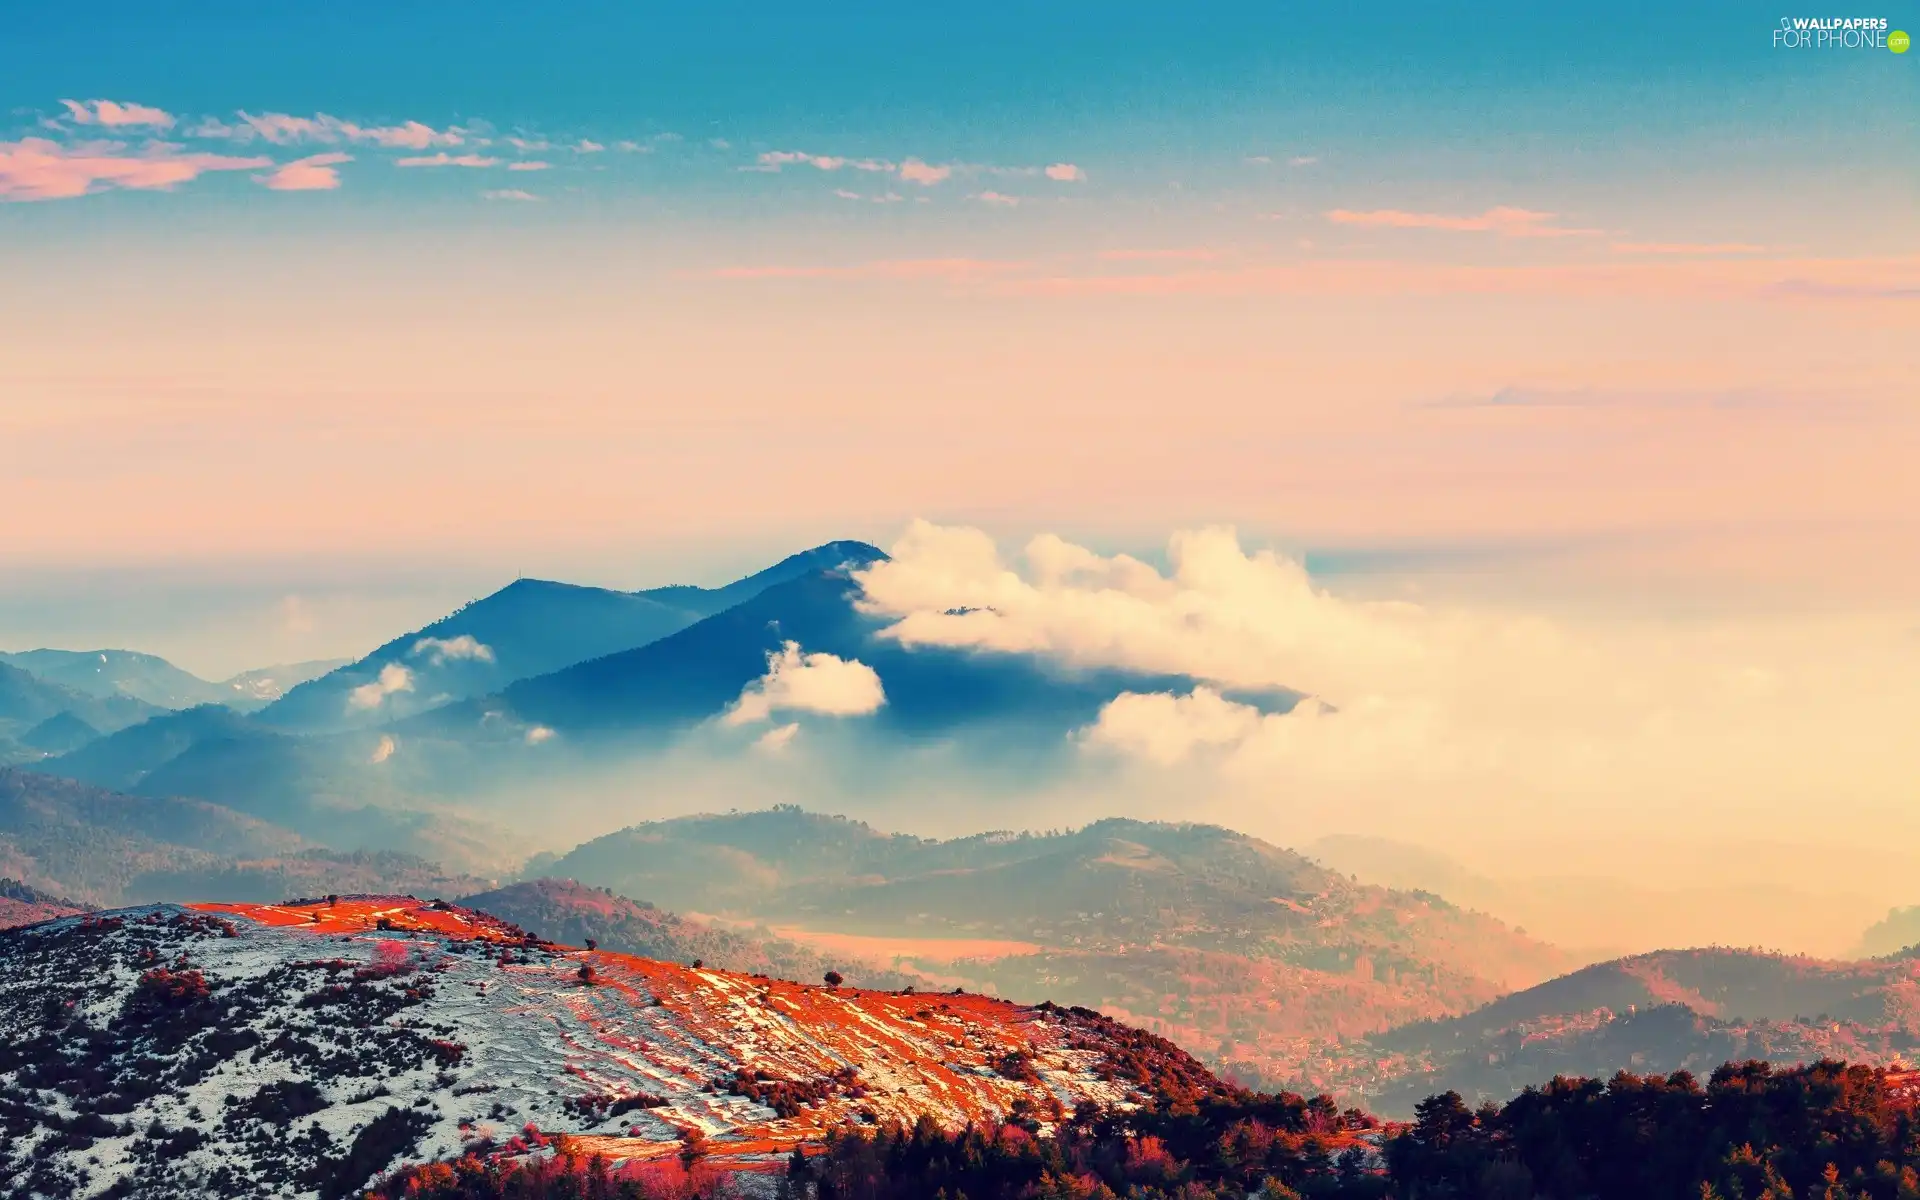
[0,896,1161,1199]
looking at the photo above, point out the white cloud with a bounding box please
[723,641,886,726]
[369,734,397,764]
[410,634,495,665]
[1081,687,1272,765]
[854,522,1920,870]
[525,725,556,745]
[1044,163,1084,182]
[856,521,1425,699]
[755,722,801,753]
[482,189,539,201]
[346,662,414,711]
[395,153,499,168]
[574,139,605,153]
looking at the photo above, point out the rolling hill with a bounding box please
[255,541,888,734]
[0,662,159,747]
[0,767,306,903]
[546,807,1567,1089]
[1311,946,1920,1116]
[0,895,1208,1198]
[455,877,920,989]
[0,877,88,929]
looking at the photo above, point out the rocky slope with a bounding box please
[0,896,1209,1199]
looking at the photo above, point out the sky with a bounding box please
[1,3,1917,951]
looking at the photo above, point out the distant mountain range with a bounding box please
[1300,945,1920,1116]
[0,648,342,712]
[254,540,889,733]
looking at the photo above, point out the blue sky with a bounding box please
[1,0,1915,675]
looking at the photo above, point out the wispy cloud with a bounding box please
[573,139,605,153]
[709,257,1027,282]
[1768,278,1920,301]
[346,662,413,711]
[1326,206,1601,238]
[59,99,175,129]
[396,152,500,168]
[758,150,893,173]
[1044,162,1085,182]
[254,152,351,192]
[410,634,495,665]
[507,160,550,172]
[0,137,269,201]
[1420,385,1870,415]
[1099,247,1220,262]
[1288,155,1319,167]
[482,188,539,202]
[1612,241,1770,255]
[973,191,1020,207]
[230,113,462,150]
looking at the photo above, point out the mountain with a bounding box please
[0,648,221,710]
[455,877,920,989]
[0,767,306,903]
[434,564,1235,751]
[0,662,160,745]
[547,807,1568,1089]
[0,877,88,929]
[0,895,1210,1198]
[44,704,265,792]
[18,710,99,754]
[217,658,350,707]
[1315,946,1920,1116]
[256,541,888,734]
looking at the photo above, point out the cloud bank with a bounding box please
[852,522,1920,873]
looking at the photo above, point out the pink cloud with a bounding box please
[482,189,539,201]
[255,152,351,192]
[59,99,175,129]
[1611,242,1770,255]
[395,153,500,168]
[234,112,461,149]
[507,160,551,172]
[1099,247,1221,262]
[897,158,951,185]
[574,139,605,153]
[1326,206,1602,238]
[973,191,1020,206]
[0,137,269,201]
[1044,162,1085,182]
[710,257,1027,282]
